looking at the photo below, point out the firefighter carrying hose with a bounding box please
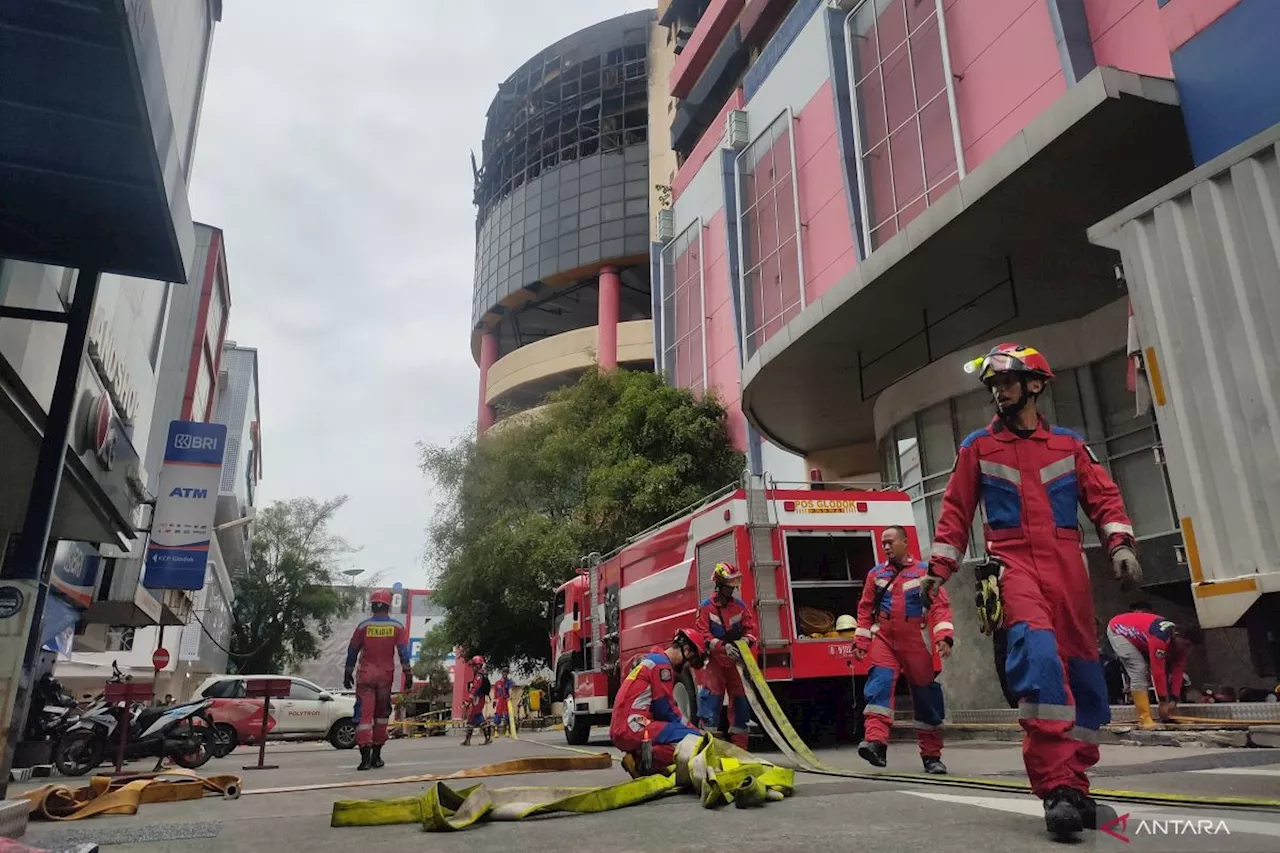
[610,628,708,778]
[693,562,757,748]
[920,343,1141,839]
[344,588,411,771]
[853,524,954,774]
[462,655,494,746]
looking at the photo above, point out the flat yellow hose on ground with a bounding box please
[20,769,242,821]
[330,734,794,831]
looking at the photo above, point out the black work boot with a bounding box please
[857,740,888,768]
[462,727,473,746]
[1043,787,1084,838]
[356,746,372,771]
[922,755,947,775]
[370,744,385,769]
[1077,792,1118,831]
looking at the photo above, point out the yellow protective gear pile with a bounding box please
[330,733,794,831]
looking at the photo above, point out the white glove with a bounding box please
[1111,546,1142,587]
[726,642,743,662]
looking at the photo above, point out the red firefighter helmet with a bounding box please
[673,628,710,668]
[964,343,1054,385]
[370,589,393,608]
[711,561,742,589]
[470,655,486,669]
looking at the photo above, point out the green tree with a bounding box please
[229,496,361,674]
[420,368,745,669]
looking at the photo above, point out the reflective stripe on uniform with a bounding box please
[374,718,389,725]
[631,687,652,711]
[1103,522,1135,538]
[1038,456,1075,483]
[356,724,373,731]
[980,460,1021,484]
[933,621,954,632]
[728,726,749,735]
[864,704,893,717]
[1019,703,1076,722]
[913,720,941,730]
[855,628,872,639]
[1069,726,1102,743]
[902,578,921,591]
[931,543,962,562]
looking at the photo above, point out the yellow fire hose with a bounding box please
[20,769,242,821]
[731,639,1280,812]
[330,734,795,831]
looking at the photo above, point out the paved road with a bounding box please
[14,730,1280,853]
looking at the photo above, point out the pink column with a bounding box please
[477,331,498,435]
[597,265,620,371]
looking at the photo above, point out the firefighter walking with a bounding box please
[853,524,954,774]
[693,562,757,748]
[492,669,513,735]
[344,589,411,771]
[462,655,494,746]
[610,629,708,777]
[920,343,1142,838]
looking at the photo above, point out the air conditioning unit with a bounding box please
[656,209,675,242]
[725,110,750,151]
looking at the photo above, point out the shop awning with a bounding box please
[741,67,1194,456]
[0,0,196,281]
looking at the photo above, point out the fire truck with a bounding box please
[548,475,923,745]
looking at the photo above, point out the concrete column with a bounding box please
[597,265,621,371]
[477,332,498,435]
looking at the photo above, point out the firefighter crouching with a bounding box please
[693,562,758,749]
[1107,606,1203,728]
[344,588,411,771]
[610,628,709,778]
[920,343,1141,839]
[852,525,954,775]
[463,655,494,746]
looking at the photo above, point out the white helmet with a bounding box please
[835,614,856,632]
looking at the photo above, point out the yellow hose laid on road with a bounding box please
[731,639,1280,812]
[330,734,794,831]
[20,769,242,821]
[247,752,611,796]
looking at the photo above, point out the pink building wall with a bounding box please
[673,89,746,202]
[702,210,749,450]
[1086,0,1173,77]
[794,80,856,302]
[1158,0,1241,51]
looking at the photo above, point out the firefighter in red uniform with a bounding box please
[462,655,494,746]
[344,589,411,771]
[492,669,513,735]
[693,562,757,749]
[1107,610,1203,727]
[919,343,1142,838]
[853,524,955,774]
[610,628,708,778]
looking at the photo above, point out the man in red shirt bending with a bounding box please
[1107,606,1202,727]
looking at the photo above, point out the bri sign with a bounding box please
[144,421,227,591]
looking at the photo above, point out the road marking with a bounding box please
[1189,767,1280,777]
[898,791,1280,838]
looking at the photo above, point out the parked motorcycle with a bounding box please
[53,662,217,777]
[24,672,79,743]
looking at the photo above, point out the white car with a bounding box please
[194,675,358,752]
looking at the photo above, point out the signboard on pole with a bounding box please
[143,421,227,591]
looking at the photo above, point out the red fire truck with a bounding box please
[548,477,924,745]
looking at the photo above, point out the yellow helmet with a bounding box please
[834,614,857,632]
[711,562,742,588]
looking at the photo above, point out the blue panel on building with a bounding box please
[743,0,824,101]
[1171,0,1280,165]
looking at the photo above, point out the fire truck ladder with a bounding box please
[745,473,791,678]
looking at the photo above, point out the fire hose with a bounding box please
[329,734,794,831]
[730,639,1280,811]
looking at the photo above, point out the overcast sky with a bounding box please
[188,0,652,588]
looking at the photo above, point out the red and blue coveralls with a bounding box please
[1107,613,1187,701]
[492,676,512,729]
[928,415,1135,798]
[609,648,701,768]
[693,593,757,744]
[346,614,410,747]
[467,674,491,727]
[855,560,955,757]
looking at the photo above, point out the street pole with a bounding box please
[0,267,101,799]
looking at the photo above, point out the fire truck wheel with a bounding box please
[563,681,591,746]
[673,668,698,726]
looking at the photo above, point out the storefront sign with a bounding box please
[50,541,102,608]
[87,310,140,424]
[143,421,227,590]
[0,585,24,619]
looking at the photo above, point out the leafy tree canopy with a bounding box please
[229,496,361,674]
[420,368,745,670]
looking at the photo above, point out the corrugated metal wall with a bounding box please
[1089,123,1280,627]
